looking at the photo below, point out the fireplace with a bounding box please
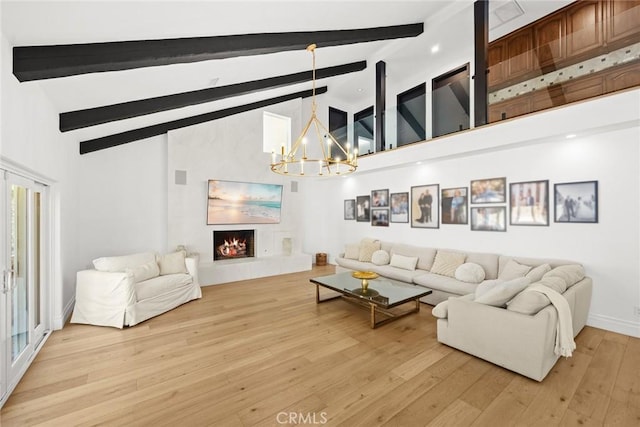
[213,230,255,261]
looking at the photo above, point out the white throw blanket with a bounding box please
[528,284,576,357]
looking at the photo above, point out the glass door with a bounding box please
[1,171,48,403]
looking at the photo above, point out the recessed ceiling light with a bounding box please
[416,161,422,165]
[566,134,577,139]
[431,45,439,54]
[357,88,364,92]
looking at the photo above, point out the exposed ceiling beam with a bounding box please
[61,61,366,132]
[79,86,327,155]
[14,23,423,81]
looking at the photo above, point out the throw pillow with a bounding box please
[543,264,585,288]
[455,263,486,284]
[474,279,504,299]
[431,300,449,319]
[430,251,467,277]
[498,259,532,280]
[506,290,550,315]
[157,251,188,275]
[390,254,418,271]
[538,276,567,294]
[474,277,530,307]
[371,250,390,266]
[344,244,360,260]
[125,260,160,283]
[507,276,567,315]
[526,263,551,282]
[358,240,381,262]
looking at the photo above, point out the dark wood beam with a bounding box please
[79,86,327,155]
[375,60,386,152]
[60,61,366,132]
[474,0,489,127]
[14,23,423,81]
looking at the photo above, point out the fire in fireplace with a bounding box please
[213,230,255,261]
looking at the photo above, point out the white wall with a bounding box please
[167,99,305,262]
[301,89,640,338]
[75,135,168,262]
[1,34,82,327]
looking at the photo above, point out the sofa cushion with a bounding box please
[93,252,156,273]
[335,257,375,272]
[344,244,360,260]
[474,277,530,307]
[390,254,418,271]
[157,251,188,275]
[526,263,551,282]
[432,300,449,319]
[125,260,160,283]
[543,265,585,288]
[455,263,485,284]
[506,290,550,315]
[373,265,425,283]
[413,272,478,296]
[498,259,532,280]
[358,240,381,262]
[474,279,503,299]
[538,276,567,294]
[135,273,193,301]
[465,252,500,280]
[498,255,577,276]
[390,244,436,271]
[506,276,567,315]
[371,250,390,266]
[431,251,466,277]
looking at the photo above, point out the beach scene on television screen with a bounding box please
[208,180,282,224]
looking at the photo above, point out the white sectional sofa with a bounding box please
[335,240,503,305]
[335,239,593,381]
[71,251,202,328]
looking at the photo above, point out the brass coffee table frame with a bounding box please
[311,275,431,329]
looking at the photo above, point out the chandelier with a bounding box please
[270,44,357,177]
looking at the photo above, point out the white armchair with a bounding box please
[71,251,202,328]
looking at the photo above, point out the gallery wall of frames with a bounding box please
[344,177,598,231]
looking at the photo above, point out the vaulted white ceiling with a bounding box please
[1,0,571,150]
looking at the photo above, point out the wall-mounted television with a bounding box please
[207,180,283,225]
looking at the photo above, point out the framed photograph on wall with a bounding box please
[344,199,356,220]
[470,206,507,231]
[356,195,371,222]
[390,192,409,223]
[470,177,506,204]
[411,184,439,228]
[441,187,468,225]
[509,180,549,226]
[554,181,598,223]
[371,189,390,207]
[371,208,389,227]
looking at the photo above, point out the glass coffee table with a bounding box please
[310,272,432,328]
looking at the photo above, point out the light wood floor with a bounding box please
[1,265,639,426]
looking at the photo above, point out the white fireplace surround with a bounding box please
[167,99,312,285]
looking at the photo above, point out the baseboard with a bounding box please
[53,297,75,330]
[587,313,640,338]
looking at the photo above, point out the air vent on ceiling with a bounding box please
[489,0,525,29]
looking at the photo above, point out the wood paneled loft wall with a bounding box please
[488,0,640,123]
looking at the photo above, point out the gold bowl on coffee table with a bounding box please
[352,271,379,294]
